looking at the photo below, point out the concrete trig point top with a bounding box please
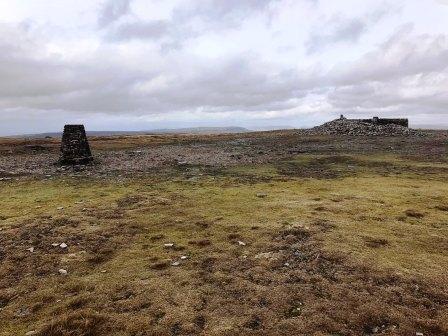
[60,125,93,164]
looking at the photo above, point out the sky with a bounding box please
[0,0,447,135]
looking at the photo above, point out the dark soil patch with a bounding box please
[405,209,425,218]
[363,236,390,248]
[434,205,448,212]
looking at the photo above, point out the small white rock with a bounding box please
[171,261,180,266]
[180,256,188,260]
[237,241,246,246]
[51,243,59,247]
[25,331,37,336]
[57,207,64,210]
[164,243,174,248]
[284,262,290,267]
[26,247,35,253]
[59,243,68,249]
[58,269,68,275]
[416,333,424,336]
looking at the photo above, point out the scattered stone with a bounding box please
[416,333,424,336]
[180,256,188,260]
[26,247,35,253]
[51,243,59,247]
[256,193,268,198]
[307,118,426,137]
[57,207,64,210]
[288,305,302,317]
[59,243,68,249]
[284,262,290,267]
[164,243,175,248]
[58,269,68,275]
[15,307,30,317]
[255,252,278,260]
[25,331,37,336]
[171,261,181,266]
[238,241,246,246]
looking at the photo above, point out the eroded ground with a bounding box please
[0,131,447,336]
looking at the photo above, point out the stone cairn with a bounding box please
[60,125,93,164]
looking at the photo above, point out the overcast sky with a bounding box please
[0,0,447,135]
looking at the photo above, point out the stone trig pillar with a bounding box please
[60,125,93,164]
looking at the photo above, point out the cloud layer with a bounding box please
[0,0,447,135]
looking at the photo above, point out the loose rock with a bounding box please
[307,118,426,137]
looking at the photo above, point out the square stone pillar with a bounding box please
[60,125,93,164]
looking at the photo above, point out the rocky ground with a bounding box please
[0,126,446,179]
[0,127,447,336]
[308,119,426,136]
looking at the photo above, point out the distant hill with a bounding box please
[10,126,251,139]
[414,124,448,130]
[147,126,250,135]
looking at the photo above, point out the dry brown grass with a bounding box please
[1,147,448,335]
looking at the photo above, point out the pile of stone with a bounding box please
[60,125,93,164]
[307,119,425,136]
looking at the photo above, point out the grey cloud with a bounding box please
[322,26,448,118]
[0,24,302,115]
[105,20,169,41]
[306,17,366,54]
[98,0,132,28]
[326,24,448,86]
[174,0,279,25]
[1,18,448,129]
[103,0,280,42]
[305,6,394,54]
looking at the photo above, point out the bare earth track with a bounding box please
[0,129,447,335]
